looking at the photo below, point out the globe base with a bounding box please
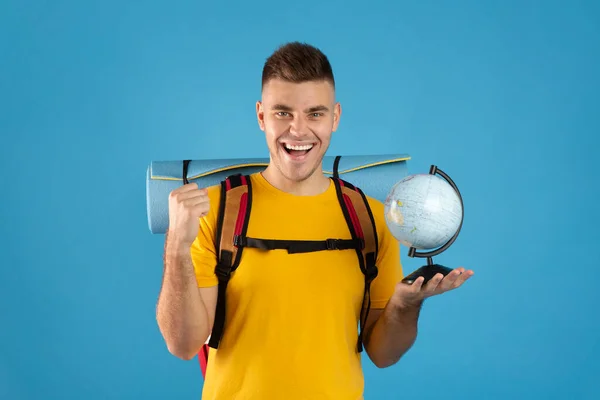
[401,264,454,286]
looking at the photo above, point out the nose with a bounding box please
[289,116,308,137]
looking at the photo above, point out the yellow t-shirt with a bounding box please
[191,172,403,400]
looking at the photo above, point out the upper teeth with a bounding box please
[285,144,313,151]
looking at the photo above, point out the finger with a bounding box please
[451,269,474,289]
[400,275,425,291]
[180,191,210,204]
[437,268,463,291]
[170,185,195,200]
[410,276,425,291]
[422,273,444,293]
[173,182,201,194]
[187,202,210,218]
[173,189,209,203]
[181,187,208,198]
[182,197,210,211]
[448,270,473,290]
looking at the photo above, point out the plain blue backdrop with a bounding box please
[1,0,598,399]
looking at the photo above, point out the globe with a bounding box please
[384,173,463,250]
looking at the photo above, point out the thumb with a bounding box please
[401,275,425,291]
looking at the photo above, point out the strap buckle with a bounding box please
[365,263,378,282]
[233,235,246,247]
[215,263,232,281]
[326,238,341,250]
[357,238,365,250]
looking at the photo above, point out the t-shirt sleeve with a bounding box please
[189,184,221,288]
[367,197,404,309]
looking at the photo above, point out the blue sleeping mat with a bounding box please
[146,154,411,234]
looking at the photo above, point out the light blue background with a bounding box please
[1,1,598,399]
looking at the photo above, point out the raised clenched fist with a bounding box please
[167,183,210,248]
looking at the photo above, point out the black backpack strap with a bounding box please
[332,155,342,179]
[182,160,191,184]
[332,178,379,353]
[234,236,363,254]
[208,174,253,349]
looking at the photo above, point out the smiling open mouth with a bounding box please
[282,143,314,157]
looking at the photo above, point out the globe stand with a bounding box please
[401,165,464,286]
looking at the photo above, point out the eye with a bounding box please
[310,113,323,118]
[276,112,290,117]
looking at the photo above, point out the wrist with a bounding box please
[381,297,422,329]
[165,231,193,258]
[389,296,423,315]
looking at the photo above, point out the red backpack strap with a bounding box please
[332,178,379,353]
[198,343,210,378]
[208,174,253,350]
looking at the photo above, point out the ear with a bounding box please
[256,101,265,131]
[332,102,342,132]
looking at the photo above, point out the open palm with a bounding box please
[390,267,474,309]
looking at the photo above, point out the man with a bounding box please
[156,41,474,399]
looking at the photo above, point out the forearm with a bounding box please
[364,300,422,368]
[156,234,209,359]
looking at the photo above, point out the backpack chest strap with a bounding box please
[234,235,364,254]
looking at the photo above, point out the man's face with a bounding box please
[256,78,341,183]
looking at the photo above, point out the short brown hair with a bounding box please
[262,42,335,89]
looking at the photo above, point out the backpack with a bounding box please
[186,160,380,378]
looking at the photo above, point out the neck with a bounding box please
[261,165,331,196]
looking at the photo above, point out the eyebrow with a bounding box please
[271,104,330,113]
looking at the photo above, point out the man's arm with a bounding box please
[156,180,219,361]
[364,268,473,368]
[156,234,218,360]
[363,301,421,368]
